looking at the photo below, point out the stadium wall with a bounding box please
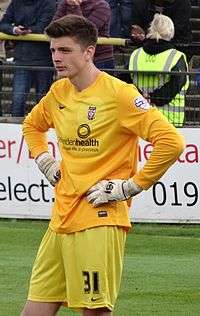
[0,123,199,223]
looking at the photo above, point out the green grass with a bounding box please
[1,220,200,315]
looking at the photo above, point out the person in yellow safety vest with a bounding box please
[129,13,189,127]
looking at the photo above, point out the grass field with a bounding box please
[1,220,200,316]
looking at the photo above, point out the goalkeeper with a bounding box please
[21,14,184,316]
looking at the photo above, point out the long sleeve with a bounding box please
[22,88,55,158]
[53,1,82,20]
[118,84,185,189]
[149,55,188,106]
[29,0,56,34]
[0,2,15,34]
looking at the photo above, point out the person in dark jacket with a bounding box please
[131,0,191,44]
[54,0,114,70]
[106,0,133,38]
[0,0,56,116]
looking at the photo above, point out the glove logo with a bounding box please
[105,181,114,193]
[77,124,91,139]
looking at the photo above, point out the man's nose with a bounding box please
[52,51,62,61]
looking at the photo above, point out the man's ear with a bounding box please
[85,45,96,61]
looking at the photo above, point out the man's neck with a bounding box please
[71,64,102,92]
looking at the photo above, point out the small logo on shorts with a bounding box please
[91,297,101,302]
[98,210,108,217]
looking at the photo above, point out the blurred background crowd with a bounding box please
[0,0,199,123]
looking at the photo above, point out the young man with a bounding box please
[21,15,184,316]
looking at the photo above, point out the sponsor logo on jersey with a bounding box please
[87,106,96,120]
[59,123,99,152]
[77,124,91,139]
[60,137,99,147]
[133,96,150,110]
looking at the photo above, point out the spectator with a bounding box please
[0,58,2,116]
[0,1,9,116]
[131,0,191,44]
[0,0,56,117]
[197,67,200,89]
[129,13,189,127]
[0,2,6,60]
[106,0,133,38]
[54,0,114,70]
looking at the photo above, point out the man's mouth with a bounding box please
[56,66,67,71]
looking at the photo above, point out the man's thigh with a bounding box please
[62,226,126,311]
[28,228,67,303]
[27,226,126,312]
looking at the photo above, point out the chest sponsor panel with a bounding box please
[55,99,118,154]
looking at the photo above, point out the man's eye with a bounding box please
[60,49,72,53]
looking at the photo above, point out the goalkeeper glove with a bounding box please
[35,152,61,186]
[86,178,142,207]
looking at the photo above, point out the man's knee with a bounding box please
[21,300,61,316]
[83,307,112,316]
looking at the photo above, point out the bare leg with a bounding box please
[83,308,113,316]
[21,300,62,316]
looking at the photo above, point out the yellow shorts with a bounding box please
[28,226,126,311]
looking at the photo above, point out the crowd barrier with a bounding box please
[0,63,199,127]
[0,32,127,46]
[0,32,199,126]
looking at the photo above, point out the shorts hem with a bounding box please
[68,303,113,311]
[28,297,113,311]
[28,295,66,303]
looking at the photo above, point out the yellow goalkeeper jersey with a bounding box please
[22,72,184,233]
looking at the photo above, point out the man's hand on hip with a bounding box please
[86,179,142,207]
[35,152,61,186]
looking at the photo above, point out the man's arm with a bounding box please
[131,0,145,27]
[81,1,111,30]
[149,55,188,106]
[86,85,184,206]
[54,0,111,30]
[53,0,82,20]
[22,87,60,186]
[0,2,16,34]
[169,0,191,42]
[29,0,56,34]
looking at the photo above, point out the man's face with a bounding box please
[50,36,95,79]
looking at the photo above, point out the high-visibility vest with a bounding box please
[129,47,189,126]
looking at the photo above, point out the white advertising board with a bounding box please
[0,124,58,219]
[131,130,200,223]
[0,123,199,223]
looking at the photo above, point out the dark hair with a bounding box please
[45,14,98,48]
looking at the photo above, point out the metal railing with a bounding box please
[0,32,199,126]
[0,63,199,126]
